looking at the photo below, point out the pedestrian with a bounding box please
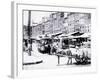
[67,47,72,65]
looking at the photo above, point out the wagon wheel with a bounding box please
[75,55,89,64]
[75,55,81,63]
[81,56,89,63]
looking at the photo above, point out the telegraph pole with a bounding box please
[27,10,32,56]
[28,10,31,39]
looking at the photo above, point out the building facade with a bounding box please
[26,12,91,38]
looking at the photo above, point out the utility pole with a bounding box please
[27,10,32,56]
[28,10,31,39]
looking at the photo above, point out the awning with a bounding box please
[79,33,91,38]
[71,32,84,36]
